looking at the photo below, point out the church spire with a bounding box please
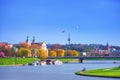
[32,36,35,43]
[106,41,110,51]
[26,36,29,43]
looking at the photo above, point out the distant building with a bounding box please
[95,42,111,56]
[31,42,48,53]
[106,42,110,51]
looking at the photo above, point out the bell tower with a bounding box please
[32,36,35,43]
[26,36,29,43]
[106,42,110,51]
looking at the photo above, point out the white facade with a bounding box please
[41,42,48,54]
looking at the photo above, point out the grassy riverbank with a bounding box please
[0,58,74,66]
[57,58,76,63]
[0,58,40,66]
[0,57,120,66]
[75,67,120,78]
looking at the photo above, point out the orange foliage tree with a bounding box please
[57,49,64,57]
[37,49,48,59]
[4,45,13,57]
[19,42,30,48]
[0,43,13,57]
[31,44,40,49]
[68,50,74,56]
[49,50,57,57]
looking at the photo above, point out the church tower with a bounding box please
[26,36,29,43]
[32,36,35,43]
[106,42,110,51]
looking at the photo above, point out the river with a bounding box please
[0,60,120,80]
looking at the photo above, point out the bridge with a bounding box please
[47,56,120,63]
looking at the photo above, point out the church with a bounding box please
[25,36,48,57]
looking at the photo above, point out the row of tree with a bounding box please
[0,42,80,59]
[17,48,79,59]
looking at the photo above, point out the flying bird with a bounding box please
[62,30,65,33]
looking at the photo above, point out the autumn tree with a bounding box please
[0,42,6,52]
[19,42,30,48]
[52,44,61,55]
[37,49,48,59]
[0,42,14,57]
[5,45,13,57]
[31,44,40,49]
[68,50,74,56]
[73,50,79,56]
[57,49,64,57]
[49,50,57,57]
[18,48,31,57]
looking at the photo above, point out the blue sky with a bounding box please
[0,0,120,46]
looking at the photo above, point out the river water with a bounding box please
[0,60,120,80]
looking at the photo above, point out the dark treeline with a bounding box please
[47,44,120,52]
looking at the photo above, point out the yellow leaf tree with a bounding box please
[18,48,31,57]
[73,50,79,56]
[49,50,57,57]
[37,49,48,59]
[57,49,64,57]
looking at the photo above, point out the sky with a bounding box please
[0,0,120,46]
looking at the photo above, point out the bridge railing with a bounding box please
[47,56,120,59]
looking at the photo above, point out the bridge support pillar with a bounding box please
[79,58,83,63]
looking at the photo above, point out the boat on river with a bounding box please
[53,60,63,65]
[28,60,63,66]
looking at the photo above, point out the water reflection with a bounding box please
[0,60,120,80]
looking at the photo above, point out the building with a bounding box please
[29,36,48,57]
[95,42,111,56]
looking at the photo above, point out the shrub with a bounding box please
[0,52,5,58]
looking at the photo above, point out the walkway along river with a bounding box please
[0,60,120,80]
